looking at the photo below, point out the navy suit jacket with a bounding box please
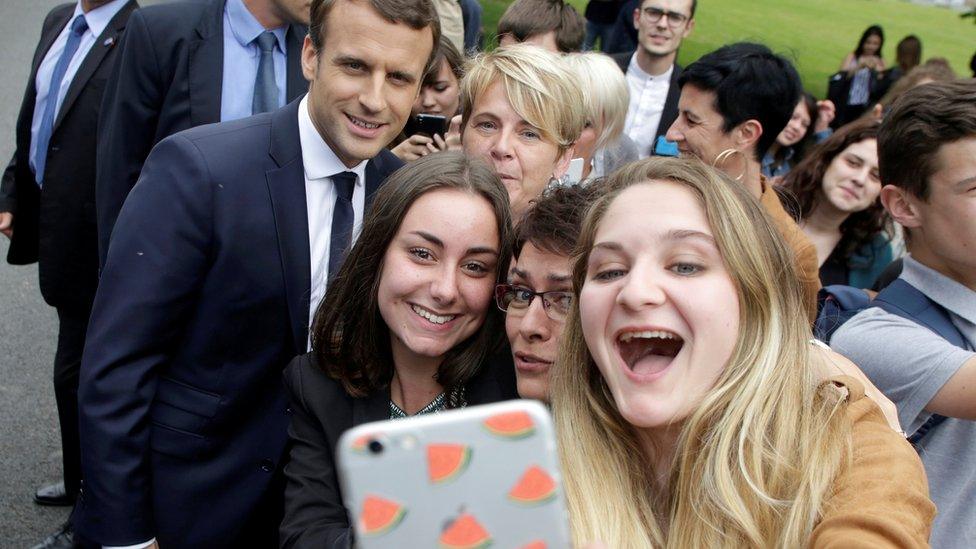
[75,98,403,546]
[95,0,308,266]
[0,1,136,311]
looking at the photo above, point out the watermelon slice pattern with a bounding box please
[519,542,547,549]
[482,410,535,439]
[439,512,492,549]
[428,443,472,484]
[508,465,557,506]
[358,494,406,537]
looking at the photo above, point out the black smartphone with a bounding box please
[404,114,448,138]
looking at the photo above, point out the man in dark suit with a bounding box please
[610,0,695,158]
[0,1,136,546]
[95,0,310,266]
[73,0,439,545]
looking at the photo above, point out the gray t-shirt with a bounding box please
[831,256,976,549]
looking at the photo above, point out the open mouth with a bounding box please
[346,113,384,133]
[616,330,684,377]
[411,304,457,325]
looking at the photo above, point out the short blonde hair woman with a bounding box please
[563,52,638,180]
[460,44,586,215]
[551,157,933,547]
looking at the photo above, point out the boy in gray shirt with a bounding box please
[831,79,976,549]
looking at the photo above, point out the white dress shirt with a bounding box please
[298,95,368,347]
[29,0,129,175]
[623,54,674,159]
[220,0,288,121]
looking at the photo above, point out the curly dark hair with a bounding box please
[781,118,891,268]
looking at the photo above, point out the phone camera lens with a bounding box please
[367,439,384,454]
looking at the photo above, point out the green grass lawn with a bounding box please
[480,0,976,98]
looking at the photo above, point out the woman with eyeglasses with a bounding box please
[280,152,517,547]
[495,183,599,401]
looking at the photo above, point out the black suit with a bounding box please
[94,0,308,265]
[0,0,137,499]
[611,51,682,157]
[279,352,518,547]
[75,98,402,546]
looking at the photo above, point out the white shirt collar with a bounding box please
[298,95,368,183]
[627,53,675,82]
[74,0,129,39]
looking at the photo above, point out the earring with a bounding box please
[713,148,747,182]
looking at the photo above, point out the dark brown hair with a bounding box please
[424,35,465,87]
[895,35,921,73]
[514,182,601,259]
[879,79,976,199]
[781,118,889,265]
[309,0,441,75]
[311,152,513,399]
[497,0,585,53]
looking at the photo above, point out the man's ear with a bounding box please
[552,147,574,179]
[632,7,641,30]
[682,17,695,37]
[733,119,763,153]
[880,184,922,229]
[301,35,318,82]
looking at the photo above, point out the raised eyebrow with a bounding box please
[591,241,624,253]
[410,230,443,248]
[665,229,716,244]
[466,246,499,256]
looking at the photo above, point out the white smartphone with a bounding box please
[337,400,570,548]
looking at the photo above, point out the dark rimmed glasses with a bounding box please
[494,284,574,322]
[641,7,690,27]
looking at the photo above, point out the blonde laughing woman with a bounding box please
[552,157,934,547]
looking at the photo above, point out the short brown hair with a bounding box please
[878,79,976,199]
[497,0,585,53]
[311,152,513,399]
[309,0,441,75]
[514,182,601,259]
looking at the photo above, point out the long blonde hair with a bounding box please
[552,158,851,548]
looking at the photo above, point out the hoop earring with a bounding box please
[713,148,747,182]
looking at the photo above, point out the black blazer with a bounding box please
[611,51,682,158]
[75,99,403,546]
[94,0,309,265]
[280,352,518,548]
[0,1,137,311]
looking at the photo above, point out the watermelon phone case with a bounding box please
[337,399,571,548]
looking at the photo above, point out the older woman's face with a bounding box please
[413,58,461,117]
[463,81,572,216]
[579,181,739,432]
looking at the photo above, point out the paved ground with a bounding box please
[0,1,163,546]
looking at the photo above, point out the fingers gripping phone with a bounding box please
[337,400,570,548]
[404,114,448,139]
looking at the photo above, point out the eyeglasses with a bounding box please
[494,284,573,322]
[641,7,690,27]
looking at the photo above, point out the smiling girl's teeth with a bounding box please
[411,305,455,325]
[619,330,677,343]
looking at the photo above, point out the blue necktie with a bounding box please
[328,172,357,281]
[35,14,88,186]
[252,31,279,114]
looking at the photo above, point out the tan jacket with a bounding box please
[759,178,821,321]
[811,376,935,548]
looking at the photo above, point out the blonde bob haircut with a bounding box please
[551,157,852,548]
[562,52,630,150]
[460,44,585,153]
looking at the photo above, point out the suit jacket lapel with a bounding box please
[188,0,225,126]
[284,24,307,102]
[54,1,137,131]
[353,390,391,425]
[266,100,311,354]
[654,64,683,148]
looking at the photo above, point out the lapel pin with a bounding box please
[103,37,115,47]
